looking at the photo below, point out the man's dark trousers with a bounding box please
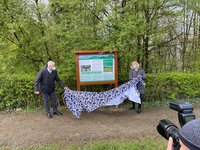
[42,92,58,113]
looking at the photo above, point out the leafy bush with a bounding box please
[0,74,37,110]
[145,73,200,101]
[0,73,200,110]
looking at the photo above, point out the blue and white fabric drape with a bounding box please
[64,75,143,118]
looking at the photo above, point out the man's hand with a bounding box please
[35,91,40,95]
[167,137,174,150]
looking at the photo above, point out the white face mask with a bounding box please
[52,66,56,70]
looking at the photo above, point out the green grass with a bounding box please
[80,138,166,150]
[2,138,165,150]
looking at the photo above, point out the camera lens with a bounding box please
[157,119,179,145]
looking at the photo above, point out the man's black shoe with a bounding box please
[47,112,52,118]
[137,108,142,114]
[53,111,63,116]
[129,106,135,110]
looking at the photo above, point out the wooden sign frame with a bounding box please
[74,50,118,90]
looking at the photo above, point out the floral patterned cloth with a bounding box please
[64,75,143,118]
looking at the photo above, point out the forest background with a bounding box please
[1,0,200,109]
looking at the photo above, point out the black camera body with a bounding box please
[157,101,195,150]
[170,100,195,127]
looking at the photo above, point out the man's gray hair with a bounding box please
[48,61,55,66]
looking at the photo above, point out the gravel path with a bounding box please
[0,105,199,148]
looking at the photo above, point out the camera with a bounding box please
[157,100,195,150]
[170,100,195,127]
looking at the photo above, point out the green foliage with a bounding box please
[145,73,200,101]
[0,74,36,110]
[1,0,200,75]
[0,72,76,110]
[1,0,200,110]
[1,73,200,110]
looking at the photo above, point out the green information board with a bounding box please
[74,50,118,90]
[79,54,115,82]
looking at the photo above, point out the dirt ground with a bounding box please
[0,105,200,149]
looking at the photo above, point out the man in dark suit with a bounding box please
[34,61,67,118]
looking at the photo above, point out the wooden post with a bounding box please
[75,55,80,91]
[114,51,118,88]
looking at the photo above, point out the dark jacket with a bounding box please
[34,65,64,94]
[129,67,146,94]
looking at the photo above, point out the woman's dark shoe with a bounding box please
[129,106,135,110]
[137,108,142,113]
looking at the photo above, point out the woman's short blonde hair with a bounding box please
[130,61,140,68]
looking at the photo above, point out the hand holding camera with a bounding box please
[167,137,174,150]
